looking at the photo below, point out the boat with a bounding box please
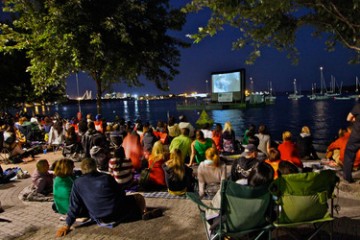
[325,75,340,97]
[334,81,351,100]
[334,96,351,100]
[309,67,330,100]
[349,76,360,99]
[265,81,276,102]
[288,79,304,100]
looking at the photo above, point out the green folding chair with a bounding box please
[270,170,340,240]
[187,180,273,240]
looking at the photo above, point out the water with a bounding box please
[47,96,356,152]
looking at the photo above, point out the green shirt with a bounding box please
[194,138,213,163]
[53,176,75,214]
[169,134,192,161]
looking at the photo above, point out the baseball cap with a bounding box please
[245,144,257,153]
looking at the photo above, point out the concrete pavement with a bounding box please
[1,151,360,239]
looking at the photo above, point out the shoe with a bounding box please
[344,178,355,183]
[142,208,163,221]
[76,217,90,223]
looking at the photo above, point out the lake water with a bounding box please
[47,96,357,152]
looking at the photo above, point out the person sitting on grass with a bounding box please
[56,158,162,237]
[32,159,53,195]
[162,148,195,196]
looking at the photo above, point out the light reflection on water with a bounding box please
[37,96,356,152]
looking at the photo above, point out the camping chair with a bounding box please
[0,135,12,164]
[270,170,340,240]
[187,180,273,240]
[0,145,11,164]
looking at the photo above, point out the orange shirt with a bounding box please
[327,132,360,168]
[265,159,281,179]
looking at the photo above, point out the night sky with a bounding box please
[1,2,359,98]
[66,1,360,97]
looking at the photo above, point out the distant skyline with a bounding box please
[1,2,358,98]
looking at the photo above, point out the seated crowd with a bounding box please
[0,111,354,237]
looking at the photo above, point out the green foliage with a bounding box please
[0,0,188,113]
[184,0,360,64]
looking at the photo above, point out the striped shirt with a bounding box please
[108,157,133,189]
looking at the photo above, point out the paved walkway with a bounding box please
[1,152,360,239]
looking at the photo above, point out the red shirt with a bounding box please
[278,141,303,168]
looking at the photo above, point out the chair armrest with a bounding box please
[186,192,220,211]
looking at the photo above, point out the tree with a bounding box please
[184,0,360,64]
[0,0,188,114]
[0,49,66,112]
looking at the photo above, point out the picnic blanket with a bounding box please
[19,185,53,202]
[142,191,213,200]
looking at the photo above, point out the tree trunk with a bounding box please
[95,77,103,115]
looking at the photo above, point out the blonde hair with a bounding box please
[166,149,184,180]
[54,158,74,177]
[301,126,310,134]
[36,159,49,173]
[150,140,165,162]
[223,121,233,133]
[282,131,292,141]
[205,147,220,167]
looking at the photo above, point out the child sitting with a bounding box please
[32,159,53,195]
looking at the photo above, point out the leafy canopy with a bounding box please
[184,0,360,64]
[0,0,188,113]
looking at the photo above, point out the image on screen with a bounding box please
[212,71,241,93]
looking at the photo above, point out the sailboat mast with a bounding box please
[293,79,297,95]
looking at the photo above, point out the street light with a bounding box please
[205,80,209,95]
[76,72,82,113]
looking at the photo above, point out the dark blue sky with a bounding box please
[67,1,359,98]
[1,2,358,97]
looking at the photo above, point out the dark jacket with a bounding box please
[162,164,194,192]
[66,172,141,227]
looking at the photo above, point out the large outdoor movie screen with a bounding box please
[212,71,241,93]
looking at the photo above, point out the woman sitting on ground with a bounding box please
[3,124,34,163]
[277,131,303,169]
[122,130,143,172]
[145,140,168,190]
[296,126,319,160]
[53,158,76,215]
[197,147,226,198]
[188,130,215,166]
[220,121,237,155]
[255,124,271,157]
[162,148,195,195]
[32,159,53,195]
[212,123,222,151]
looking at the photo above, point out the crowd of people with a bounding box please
[1,105,360,236]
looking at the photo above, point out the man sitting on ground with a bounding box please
[56,158,161,237]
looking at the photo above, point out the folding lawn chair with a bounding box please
[270,170,340,240]
[187,180,273,240]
